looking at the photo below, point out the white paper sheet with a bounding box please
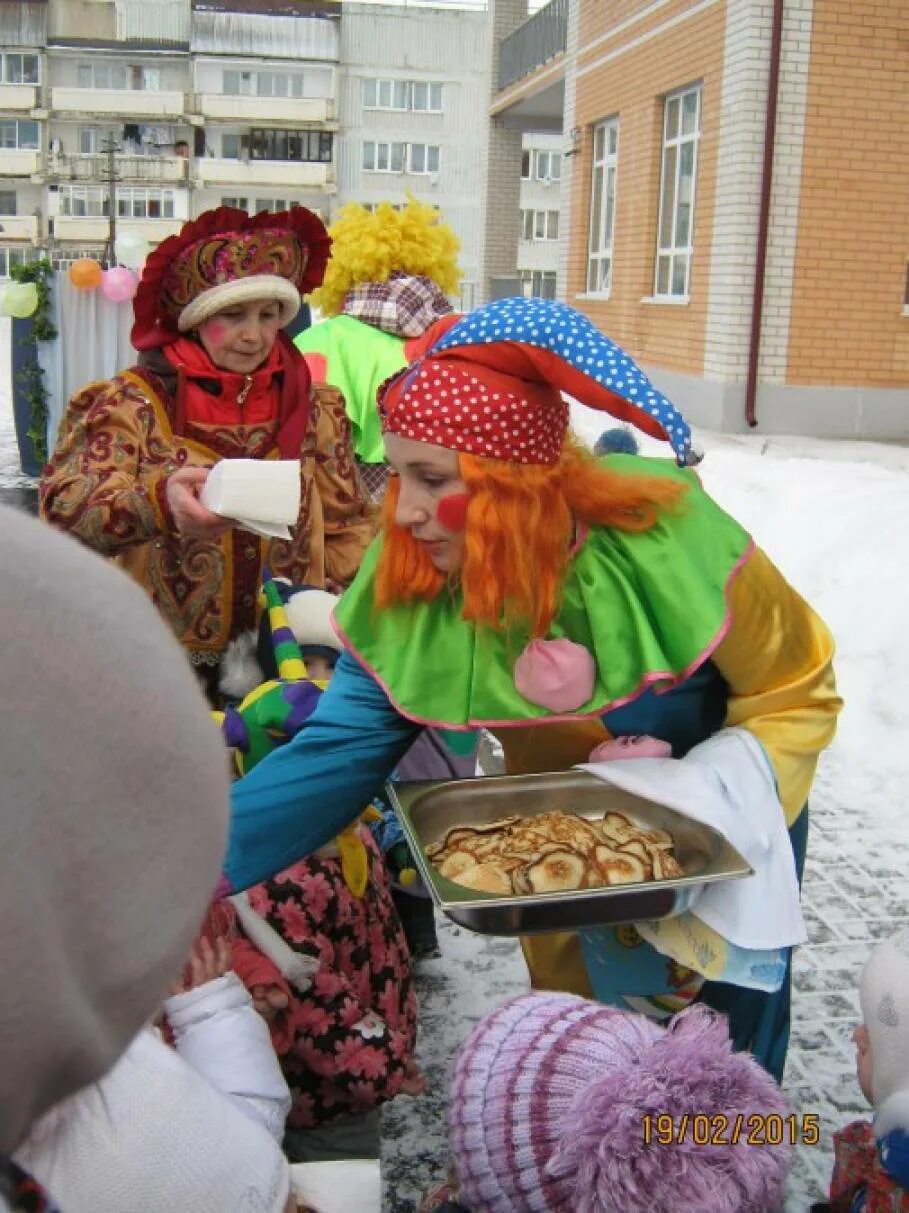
[199,458,301,539]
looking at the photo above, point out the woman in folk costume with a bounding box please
[40,206,375,701]
[224,297,842,1080]
[295,197,460,500]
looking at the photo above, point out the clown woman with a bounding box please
[225,297,842,1080]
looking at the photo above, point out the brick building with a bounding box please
[488,0,909,439]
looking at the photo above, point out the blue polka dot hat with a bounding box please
[378,297,699,467]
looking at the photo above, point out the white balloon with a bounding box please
[114,232,151,269]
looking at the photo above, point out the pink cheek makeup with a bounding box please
[201,320,228,348]
[436,493,470,533]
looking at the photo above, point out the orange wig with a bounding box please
[375,439,688,638]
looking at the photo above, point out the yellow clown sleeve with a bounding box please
[712,546,843,825]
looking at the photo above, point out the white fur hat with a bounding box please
[177,275,301,333]
[284,587,342,654]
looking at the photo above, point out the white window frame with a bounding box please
[254,198,289,213]
[654,84,701,300]
[587,117,619,297]
[521,149,531,180]
[222,195,249,210]
[363,77,442,113]
[407,143,440,175]
[0,118,39,150]
[0,190,17,216]
[534,150,561,183]
[0,244,39,278]
[1,52,40,85]
[116,186,176,219]
[519,269,557,300]
[58,184,109,217]
[362,140,406,173]
[521,208,559,242]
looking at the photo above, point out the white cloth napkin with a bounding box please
[200,458,301,539]
[289,1160,381,1213]
[579,727,808,951]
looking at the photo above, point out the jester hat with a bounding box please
[132,205,330,350]
[378,296,698,467]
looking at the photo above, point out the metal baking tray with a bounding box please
[386,770,753,936]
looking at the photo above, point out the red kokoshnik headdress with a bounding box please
[378,297,699,467]
[131,206,331,351]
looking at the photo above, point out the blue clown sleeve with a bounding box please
[226,650,421,891]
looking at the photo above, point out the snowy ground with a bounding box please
[3,324,908,1210]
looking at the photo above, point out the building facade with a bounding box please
[0,0,489,309]
[488,0,909,440]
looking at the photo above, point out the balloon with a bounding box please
[2,281,38,318]
[101,266,138,303]
[69,258,103,290]
[114,232,151,270]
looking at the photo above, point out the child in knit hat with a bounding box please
[420,993,792,1213]
[813,928,909,1213]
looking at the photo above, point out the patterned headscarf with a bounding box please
[379,297,699,466]
[132,206,330,350]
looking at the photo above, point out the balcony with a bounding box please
[498,0,567,90]
[50,154,188,184]
[196,95,335,126]
[196,158,335,191]
[51,88,186,119]
[4,150,41,177]
[0,216,39,242]
[0,83,38,111]
[52,216,183,243]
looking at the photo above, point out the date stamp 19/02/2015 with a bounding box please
[642,1113,820,1147]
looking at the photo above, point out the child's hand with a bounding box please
[252,983,290,1022]
[170,936,232,995]
[400,1059,427,1097]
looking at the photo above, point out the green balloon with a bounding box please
[3,281,38,319]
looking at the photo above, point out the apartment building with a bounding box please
[517,130,560,299]
[0,0,491,311]
[337,1,490,310]
[488,0,909,440]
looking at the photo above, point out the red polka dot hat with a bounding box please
[378,297,699,466]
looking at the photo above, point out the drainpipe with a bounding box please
[745,0,784,428]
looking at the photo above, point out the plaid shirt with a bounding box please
[341,271,452,338]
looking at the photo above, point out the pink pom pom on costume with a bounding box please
[450,994,792,1213]
[513,638,596,713]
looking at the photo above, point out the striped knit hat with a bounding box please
[450,994,792,1212]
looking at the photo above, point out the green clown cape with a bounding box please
[333,457,753,729]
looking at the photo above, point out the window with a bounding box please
[520,208,559,241]
[521,149,531,180]
[1,53,39,85]
[411,81,443,112]
[587,118,619,295]
[79,128,101,155]
[0,245,39,278]
[58,185,109,217]
[222,196,249,210]
[116,187,175,219]
[249,129,332,163]
[519,270,557,300]
[223,70,254,96]
[0,120,39,150]
[0,191,17,215]
[655,84,701,299]
[408,143,440,174]
[362,141,406,173]
[534,150,561,182]
[78,63,128,90]
[222,133,242,159]
[254,199,289,213]
[363,77,442,112]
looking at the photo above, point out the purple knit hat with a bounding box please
[450,995,792,1213]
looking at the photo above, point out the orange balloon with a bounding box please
[68,258,103,290]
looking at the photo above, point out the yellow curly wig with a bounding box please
[310,197,462,316]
